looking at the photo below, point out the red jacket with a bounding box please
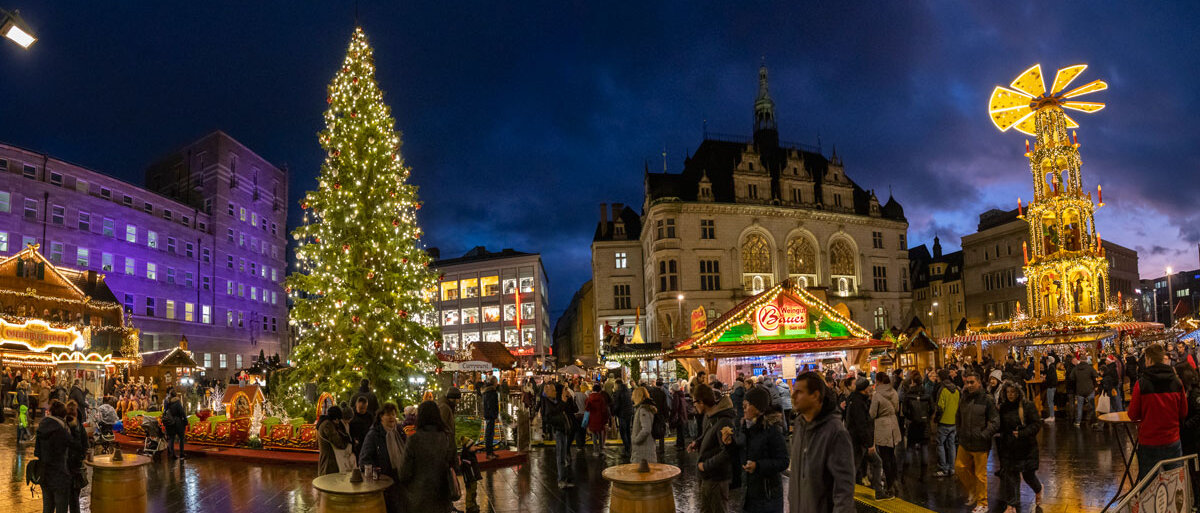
[585,391,611,433]
[1128,364,1188,446]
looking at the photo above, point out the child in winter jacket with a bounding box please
[16,404,28,444]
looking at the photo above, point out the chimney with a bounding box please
[612,203,624,221]
[599,203,609,236]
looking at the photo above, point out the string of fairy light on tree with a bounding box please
[282,28,439,412]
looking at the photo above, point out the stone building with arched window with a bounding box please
[591,64,912,347]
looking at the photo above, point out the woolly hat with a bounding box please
[745,386,772,413]
[445,387,462,400]
[854,378,871,392]
[989,369,1003,383]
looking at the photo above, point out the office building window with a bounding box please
[122,195,133,206]
[76,248,88,267]
[100,187,111,199]
[226,255,234,269]
[185,242,194,258]
[899,233,907,249]
[655,218,676,239]
[125,258,135,275]
[658,259,678,292]
[123,294,133,313]
[613,284,631,310]
[202,248,211,263]
[103,218,114,237]
[238,283,244,297]
[227,203,235,216]
[204,353,212,368]
[0,232,7,252]
[202,276,211,291]
[219,354,227,369]
[700,259,721,291]
[167,237,176,254]
[102,253,113,271]
[75,179,88,194]
[165,299,175,320]
[185,303,195,322]
[148,231,158,248]
[143,202,153,214]
[237,311,244,328]
[125,225,137,243]
[78,212,90,231]
[226,228,234,243]
[166,268,175,284]
[615,252,627,269]
[0,192,9,213]
[184,272,193,288]
[700,219,715,239]
[145,297,155,317]
[227,310,234,327]
[49,242,63,263]
[146,262,158,280]
[49,172,63,186]
[201,305,212,324]
[226,281,234,295]
[51,205,64,225]
[22,164,36,179]
[872,265,888,292]
[22,198,36,219]
[747,183,758,199]
[239,207,246,222]
[21,236,34,249]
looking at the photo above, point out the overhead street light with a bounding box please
[1,9,36,49]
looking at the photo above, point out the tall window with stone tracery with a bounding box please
[742,233,773,293]
[829,239,857,296]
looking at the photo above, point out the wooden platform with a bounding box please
[853,484,937,513]
[115,433,527,470]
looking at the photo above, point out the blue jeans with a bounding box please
[484,417,496,454]
[1109,391,1124,413]
[1076,393,1094,424]
[1137,441,1182,482]
[936,425,956,473]
[618,415,633,454]
[554,431,574,483]
[1045,387,1056,417]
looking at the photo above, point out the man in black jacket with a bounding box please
[955,372,999,513]
[482,377,500,459]
[35,400,76,513]
[1042,355,1059,421]
[348,397,373,458]
[164,389,188,460]
[613,380,634,457]
[352,378,379,417]
[1068,357,1099,428]
[845,378,889,500]
[690,383,738,513]
[1102,355,1124,413]
[788,372,856,512]
[649,379,671,450]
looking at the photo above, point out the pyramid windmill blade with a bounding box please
[1063,113,1080,129]
[1051,64,1088,94]
[1013,113,1038,136]
[1010,64,1047,98]
[1062,79,1108,99]
[989,86,1034,131]
[1062,101,1106,113]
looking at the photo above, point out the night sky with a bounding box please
[2,2,1199,319]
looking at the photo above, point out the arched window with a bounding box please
[741,233,773,292]
[742,234,771,274]
[787,238,816,275]
[829,239,857,296]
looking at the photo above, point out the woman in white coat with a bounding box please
[870,373,902,496]
[629,386,658,464]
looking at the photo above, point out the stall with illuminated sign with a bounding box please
[0,245,140,380]
[669,279,889,384]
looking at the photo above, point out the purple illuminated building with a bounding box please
[0,131,288,378]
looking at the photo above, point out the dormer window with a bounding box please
[614,222,625,237]
[748,162,754,171]
[747,184,759,199]
[699,183,712,200]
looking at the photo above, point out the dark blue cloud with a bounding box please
[1,1,1198,318]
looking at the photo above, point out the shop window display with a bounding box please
[441,281,459,301]
[503,279,517,295]
[481,276,499,296]
[482,305,500,323]
[521,302,534,321]
[504,304,517,321]
[521,327,535,346]
[504,328,518,346]
[463,332,481,344]
[483,330,501,343]
[460,278,479,298]
[442,309,460,326]
[443,333,459,350]
[461,307,480,324]
[520,277,535,293]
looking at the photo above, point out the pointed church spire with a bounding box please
[753,59,779,148]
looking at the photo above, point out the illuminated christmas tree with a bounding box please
[284,28,438,410]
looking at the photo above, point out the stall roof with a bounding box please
[470,341,517,369]
[140,347,199,368]
[669,338,889,359]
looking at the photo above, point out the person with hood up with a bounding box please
[902,372,931,472]
[584,383,611,456]
[776,378,793,424]
[845,378,890,500]
[360,402,407,513]
[352,378,380,416]
[689,383,738,513]
[994,380,1043,513]
[35,400,77,513]
[1128,344,1189,480]
[955,371,1000,513]
[481,376,500,459]
[987,369,1004,404]
[761,378,782,412]
[739,386,788,513]
[870,373,902,497]
[729,375,747,425]
[788,372,855,513]
[1067,356,1099,429]
[933,369,960,478]
[317,405,351,476]
[163,389,189,460]
[630,386,658,463]
[399,401,458,512]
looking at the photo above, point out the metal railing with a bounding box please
[1104,454,1197,513]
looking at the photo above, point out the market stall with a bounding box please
[668,279,890,383]
[136,337,202,389]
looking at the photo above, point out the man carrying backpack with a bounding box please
[649,379,671,450]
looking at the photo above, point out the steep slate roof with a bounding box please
[909,245,964,290]
[593,205,643,242]
[642,137,906,221]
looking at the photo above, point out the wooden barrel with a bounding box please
[318,490,386,513]
[312,472,393,513]
[87,454,151,513]
[603,463,681,513]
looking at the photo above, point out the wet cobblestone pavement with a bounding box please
[1,418,1128,512]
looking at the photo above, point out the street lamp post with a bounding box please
[1166,267,1174,327]
[676,294,685,340]
[0,8,36,49]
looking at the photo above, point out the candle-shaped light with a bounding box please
[1017,197,1024,218]
[1097,184,1104,206]
[1073,130,1079,146]
[1024,140,1031,155]
[1097,233,1102,252]
[1022,241,1029,264]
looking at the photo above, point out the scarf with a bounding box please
[385,425,405,472]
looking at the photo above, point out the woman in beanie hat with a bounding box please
[317,405,350,475]
[739,385,787,513]
[689,383,738,513]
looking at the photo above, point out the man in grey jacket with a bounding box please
[789,371,856,513]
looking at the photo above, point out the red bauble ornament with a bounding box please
[326,96,332,104]
[438,272,445,280]
[415,202,422,210]
[342,66,349,73]
[333,150,340,157]
[301,202,309,209]
[350,111,357,118]
[401,258,408,264]
[367,271,375,279]
[342,244,350,252]
[353,78,358,84]
[315,237,321,243]
[334,182,342,190]
[399,310,408,318]
[352,315,360,324]
[392,218,399,227]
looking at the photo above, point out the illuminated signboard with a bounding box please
[0,318,86,352]
[753,296,808,337]
[714,292,851,343]
[690,306,707,335]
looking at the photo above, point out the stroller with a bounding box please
[140,414,168,461]
[90,405,119,455]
